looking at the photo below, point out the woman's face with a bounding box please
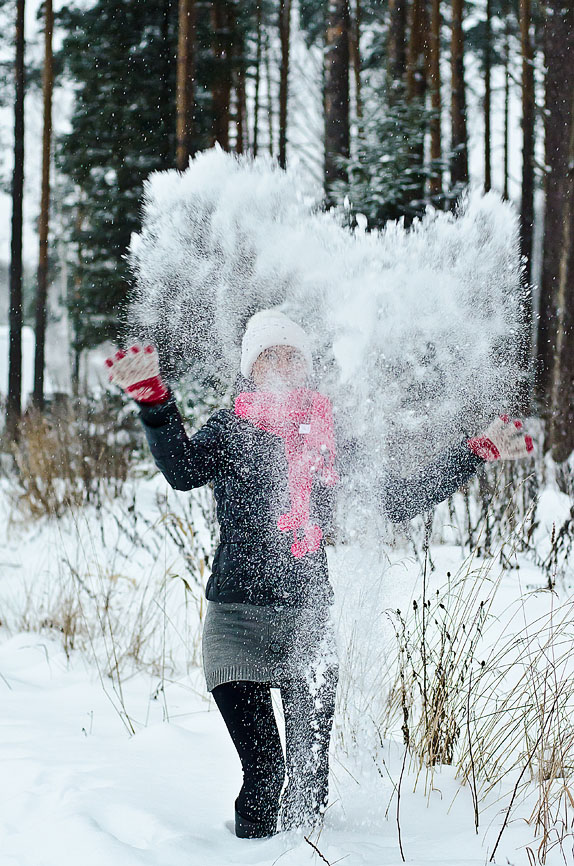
[251,345,308,391]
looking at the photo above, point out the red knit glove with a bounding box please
[467,415,534,461]
[105,344,169,404]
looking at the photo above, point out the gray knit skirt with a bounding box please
[202,600,337,692]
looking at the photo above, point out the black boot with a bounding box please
[234,808,278,839]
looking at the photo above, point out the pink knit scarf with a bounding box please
[234,388,338,559]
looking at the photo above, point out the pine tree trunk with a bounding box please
[387,0,407,83]
[7,0,26,440]
[547,90,574,462]
[406,0,429,209]
[519,0,535,281]
[253,0,262,156]
[324,0,350,201]
[349,0,362,122]
[450,0,469,193]
[176,0,196,170]
[211,0,231,149]
[484,0,492,192]
[278,0,291,168]
[503,24,510,200]
[70,204,84,399]
[265,30,274,156]
[161,0,172,166]
[235,56,247,153]
[517,0,535,409]
[33,0,53,411]
[407,0,428,101]
[537,0,574,414]
[429,0,442,200]
[232,2,246,154]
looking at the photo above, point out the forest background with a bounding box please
[0,0,572,458]
[0,3,574,864]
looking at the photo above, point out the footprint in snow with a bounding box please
[89,802,177,850]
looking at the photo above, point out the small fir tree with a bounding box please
[332,81,432,228]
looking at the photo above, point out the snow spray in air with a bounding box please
[128,146,528,485]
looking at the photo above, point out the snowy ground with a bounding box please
[0,631,488,866]
[0,629,538,866]
[0,472,573,866]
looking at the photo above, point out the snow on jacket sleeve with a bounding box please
[137,395,224,490]
[380,441,484,522]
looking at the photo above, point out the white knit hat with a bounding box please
[240,310,313,379]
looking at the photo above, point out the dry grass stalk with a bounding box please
[381,493,574,863]
[8,402,135,519]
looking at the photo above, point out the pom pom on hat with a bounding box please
[241,310,313,379]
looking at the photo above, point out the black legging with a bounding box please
[212,668,338,831]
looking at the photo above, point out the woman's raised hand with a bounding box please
[105,344,169,404]
[467,415,534,461]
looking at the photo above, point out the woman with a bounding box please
[106,309,532,839]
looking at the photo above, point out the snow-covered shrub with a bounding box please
[332,80,435,227]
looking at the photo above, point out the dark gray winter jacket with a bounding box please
[138,398,483,608]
